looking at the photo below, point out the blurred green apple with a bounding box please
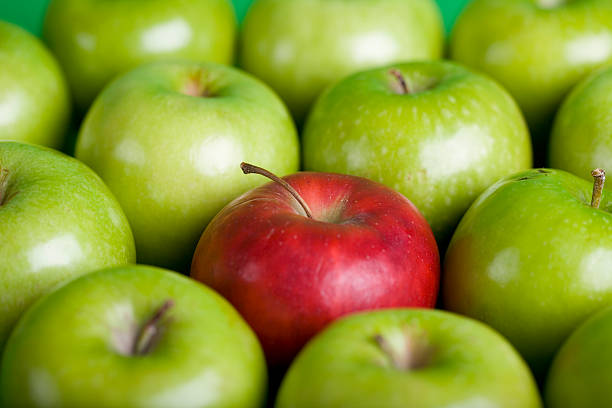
[303,61,532,244]
[550,66,612,179]
[276,308,541,408]
[1,265,267,408]
[451,0,612,161]
[444,168,612,377]
[239,0,444,122]
[0,21,70,149]
[546,305,612,407]
[0,141,135,350]
[76,61,299,271]
[43,0,236,110]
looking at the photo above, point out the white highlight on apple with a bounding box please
[29,368,60,407]
[273,40,295,65]
[419,125,491,179]
[75,32,96,51]
[484,41,515,66]
[190,137,243,177]
[443,396,497,408]
[141,18,192,53]
[107,301,136,356]
[0,91,23,127]
[565,33,612,65]
[487,247,521,287]
[27,234,83,272]
[146,369,221,408]
[348,31,398,65]
[581,248,612,291]
[114,138,146,166]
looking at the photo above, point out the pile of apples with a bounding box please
[1,0,612,406]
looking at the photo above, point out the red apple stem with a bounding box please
[591,168,606,209]
[240,162,313,219]
[133,300,174,356]
[389,69,411,94]
[374,327,433,371]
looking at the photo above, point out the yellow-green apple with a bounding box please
[43,0,236,110]
[276,309,542,408]
[239,0,444,122]
[302,61,532,245]
[451,0,612,162]
[1,265,266,408]
[550,66,612,179]
[191,163,440,366]
[0,141,135,350]
[0,21,70,149]
[75,61,299,271]
[545,305,612,408]
[444,168,612,378]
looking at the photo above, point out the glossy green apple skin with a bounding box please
[550,66,612,179]
[444,168,612,377]
[545,306,612,407]
[239,0,444,122]
[276,309,541,408]
[43,0,236,110]
[0,21,70,149]
[1,265,267,408]
[451,0,612,158]
[0,142,135,350]
[303,61,532,244]
[75,61,299,271]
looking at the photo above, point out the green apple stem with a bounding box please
[133,300,174,356]
[0,167,9,206]
[374,327,433,371]
[240,162,313,219]
[389,69,411,95]
[591,168,606,209]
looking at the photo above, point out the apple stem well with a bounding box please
[591,168,606,209]
[132,300,175,356]
[389,69,412,95]
[240,162,314,219]
[181,70,210,97]
[0,167,9,205]
[374,327,434,371]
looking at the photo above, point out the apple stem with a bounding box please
[182,69,209,97]
[374,327,432,371]
[0,167,9,205]
[133,300,174,356]
[389,69,411,94]
[591,168,606,209]
[240,162,313,219]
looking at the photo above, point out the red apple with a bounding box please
[191,163,440,366]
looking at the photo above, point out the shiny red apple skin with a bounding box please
[191,172,440,366]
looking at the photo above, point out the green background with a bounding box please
[0,0,469,36]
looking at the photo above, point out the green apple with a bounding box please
[239,0,444,122]
[276,308,541,408]
[450,0,612,161]
[75,60,299,271]
[545,305,612,407]
[550,66,612,179]
[0,21,70,149]
[1,264,267,407]
[302,61,532,244]
[0,141,135,350]
[444,168,612,378]
[43,0,236,110]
